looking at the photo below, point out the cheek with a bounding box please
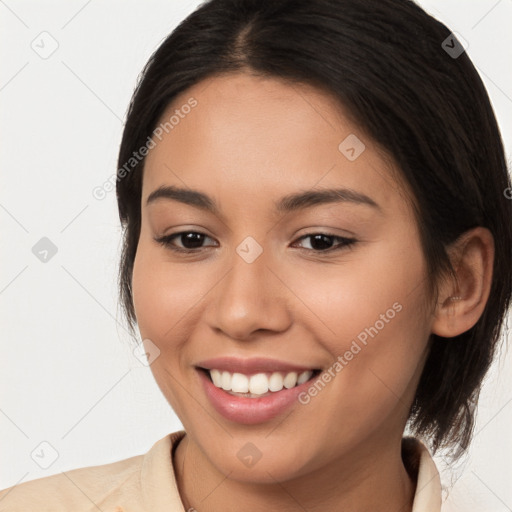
[280,232,426,348]
[131,241,201,418]
[132,241,205,341]
[292,244,429,435]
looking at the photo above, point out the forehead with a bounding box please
[142,72,409,215]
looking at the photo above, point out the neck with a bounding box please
[173,431,416,512]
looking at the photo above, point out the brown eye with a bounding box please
[154,231,217,252]
[292,233,357,252]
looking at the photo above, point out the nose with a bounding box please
[206,247,292,340]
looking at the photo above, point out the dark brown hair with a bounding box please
[115,0,512,458]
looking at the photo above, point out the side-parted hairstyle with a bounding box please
[116,0,512,458]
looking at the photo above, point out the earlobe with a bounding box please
[431,227,494,339]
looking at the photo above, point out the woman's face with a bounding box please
[132,72,434,481]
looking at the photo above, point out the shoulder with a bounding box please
[0,432,183,512]
[0,452,144,512]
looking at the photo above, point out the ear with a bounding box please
[431,227,494,338]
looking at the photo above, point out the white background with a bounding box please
[1,1,511,510]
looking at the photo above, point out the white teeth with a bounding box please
[221,371,231,390]
[249,373,268,394]
[231,372,249,393]
[297,370,311,385]
[268,372,284,392]
[208,369,314,395]
[283,371,298,389]
[210,369,222,387]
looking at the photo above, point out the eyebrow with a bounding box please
[146,185,382,214]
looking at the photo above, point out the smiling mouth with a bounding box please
[197,367,322,398]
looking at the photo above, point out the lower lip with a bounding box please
[197,369,319,425]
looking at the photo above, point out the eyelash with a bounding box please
[153,231,357,255]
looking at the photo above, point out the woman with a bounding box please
[1,0,510,510]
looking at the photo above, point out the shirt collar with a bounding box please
[403,437,443,512]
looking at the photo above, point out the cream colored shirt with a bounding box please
[0,431,442,511]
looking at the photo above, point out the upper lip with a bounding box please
[195,357,320,374]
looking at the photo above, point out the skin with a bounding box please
[131,72,494,512]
